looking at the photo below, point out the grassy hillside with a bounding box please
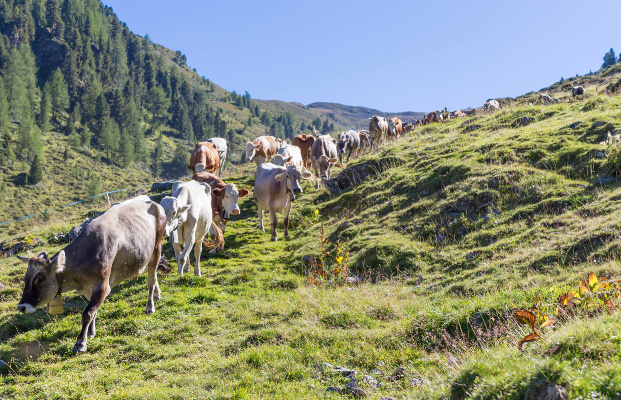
[2,78,621,399]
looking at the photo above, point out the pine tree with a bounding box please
[48,68,70,119]
[87,173,99,197]
[151,132,164,175]
[119,128,134,167]
[0,80,9,136]
[63,146,69,161]
[145,86,171,132]
[29,153,43,184]
[100,117,120,162]
[602,48,617,69]
[38,84,51,131]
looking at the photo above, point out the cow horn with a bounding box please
[16,255,30,262]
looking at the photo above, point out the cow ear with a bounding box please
[238,188,250,198]
[212,188,224,198]
[48,251,65,274]
[275,173,287,182]
[178,204,191,214]
[37,251,48,260]
[301,171,312,179]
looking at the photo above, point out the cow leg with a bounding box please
[258,206,265,232]
[283,201,292,240]
[314,165,320,188]
[146,239,162,314]
[74,281,109,352]
[178,231,195,276]
[88,311,97,338]
[193,232,203,277]
[173,241,183,275]
[269,206,278,241]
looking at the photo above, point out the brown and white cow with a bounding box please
[245,136,281,166]
[192,169,250,231]
[368,115,388,150]
[16,196,166,352]
[452,110,466,118]
[388,118,403,141]
[291,134,315,169]
[188,142,220,173]
[358,130,372,155]
[253,163,312,241]
[311,134,339,188]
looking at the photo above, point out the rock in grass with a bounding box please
[345,276,363,284]
[570,121,583,129]
[302,254,314,263]
[388,367,407,381]
[593,177,616,186]
[325,386,341,394]
[318,362,333,373]
[348,387,368,398]
[380,397,396,400]
[362,375,378,387]
[595,151,606,159]
[592,120,610,129]
[334,366,357,377]
[0,359,7,369]
[436,234,445,243]
[409,378,425,386]
[466,252,476,260]
[338,221,352,230]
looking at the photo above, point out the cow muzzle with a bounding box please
[17,303,35,313]
[230,208,240,216]
[292,187,302,195]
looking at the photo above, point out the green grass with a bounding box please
[3,79,621,398]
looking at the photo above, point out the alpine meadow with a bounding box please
[2,1,621,399]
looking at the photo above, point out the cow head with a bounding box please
[212,184,249,219]
[245,141,258,162]
[160,196,191,239]
[312,154,338,179]
[272,154,286,167]
[16,251,66,313]
[275,165,312,200]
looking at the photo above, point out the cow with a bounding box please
[425,112,439,124]
[388,118,403,141]
[160,181,223,276]
[368,115,388,150]
[572,86,585,97]
[273,144,304,170]
[16,196,166,353]
[311,134,339,188]
[245,136,281,166]
[452,110,467,118]
[484,100,500,111]
[253,163,312,241]
[291,134,315,169]
[402,123,414,134]
[441,109,451,121]
[336,130,360,163]
[192,168,250,231]
[358,130,372,155]
[205,137,228,176]
[188,142,220,173]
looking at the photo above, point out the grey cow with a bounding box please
[206,137,228,176]
[254,163,312,241]
[311,134,339,188]
[336,130,360,163]
[16,196,166,353]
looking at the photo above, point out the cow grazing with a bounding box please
[572,86,585,97]
[388,118,403,141]
[291,134,315,169]
[205,137,228,176]
[192,169,250,232]
[368,115,388,150]
[484,100,500,111]
[273,144,304,170]
[425,112,439,124]
[336,130,360,163]
[311,134,339,188]
[245,136,281,166]
[452,110,466,118]
[161,181,223,276]
[16,196,166,352]
[188,142,220,173]
[253,163,312,241]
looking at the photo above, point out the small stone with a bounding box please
[409,378,425,386]
[380,397,396,400]
[422,190,428,196]
[377,361,385,367]
[569,121,583,129]
[332,206,340,211]
[595,151,606,159]
[345,378,357,388]
[436,234,444,243]
[389,367,407,381]
[352,219,362,225]
[593,177,616,185]
[338,221,352,230]
[325,386,341,394]
[362,375,378,387]
[302,254,314,263]
[0,360,7,369]
[457,226,468,236]
[414,275,423,285]
[592,120,610,129]
[348,387,367,398]
[345,276,363,284]
[466,252,475,260]
[334,366,357,377]
[319,362,333,373]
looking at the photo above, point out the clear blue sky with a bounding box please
[103,0,621,112]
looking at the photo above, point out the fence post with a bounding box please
[106,192,111,208]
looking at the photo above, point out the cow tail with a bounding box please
[203,221,224,251]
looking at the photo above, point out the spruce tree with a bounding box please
[38,84,51,131]
[100,117,120,162]
[151,132,164,175]
[119,128,134,167]
[0,80,9,136]
[48,68,70,119]
[29,153,43,184]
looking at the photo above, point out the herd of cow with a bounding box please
[13,115,410,353]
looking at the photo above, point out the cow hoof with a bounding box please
[72,343,87,353]
[145,306,156,314]
[270,236,277,242]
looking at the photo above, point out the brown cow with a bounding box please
[291,134,315,169]
[188,142,220,173]
[245,136,281,166]
[388,118,403,141]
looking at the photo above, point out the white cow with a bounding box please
[160,181,222,276]
[206,137,228,176]
[272,144,304,170]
